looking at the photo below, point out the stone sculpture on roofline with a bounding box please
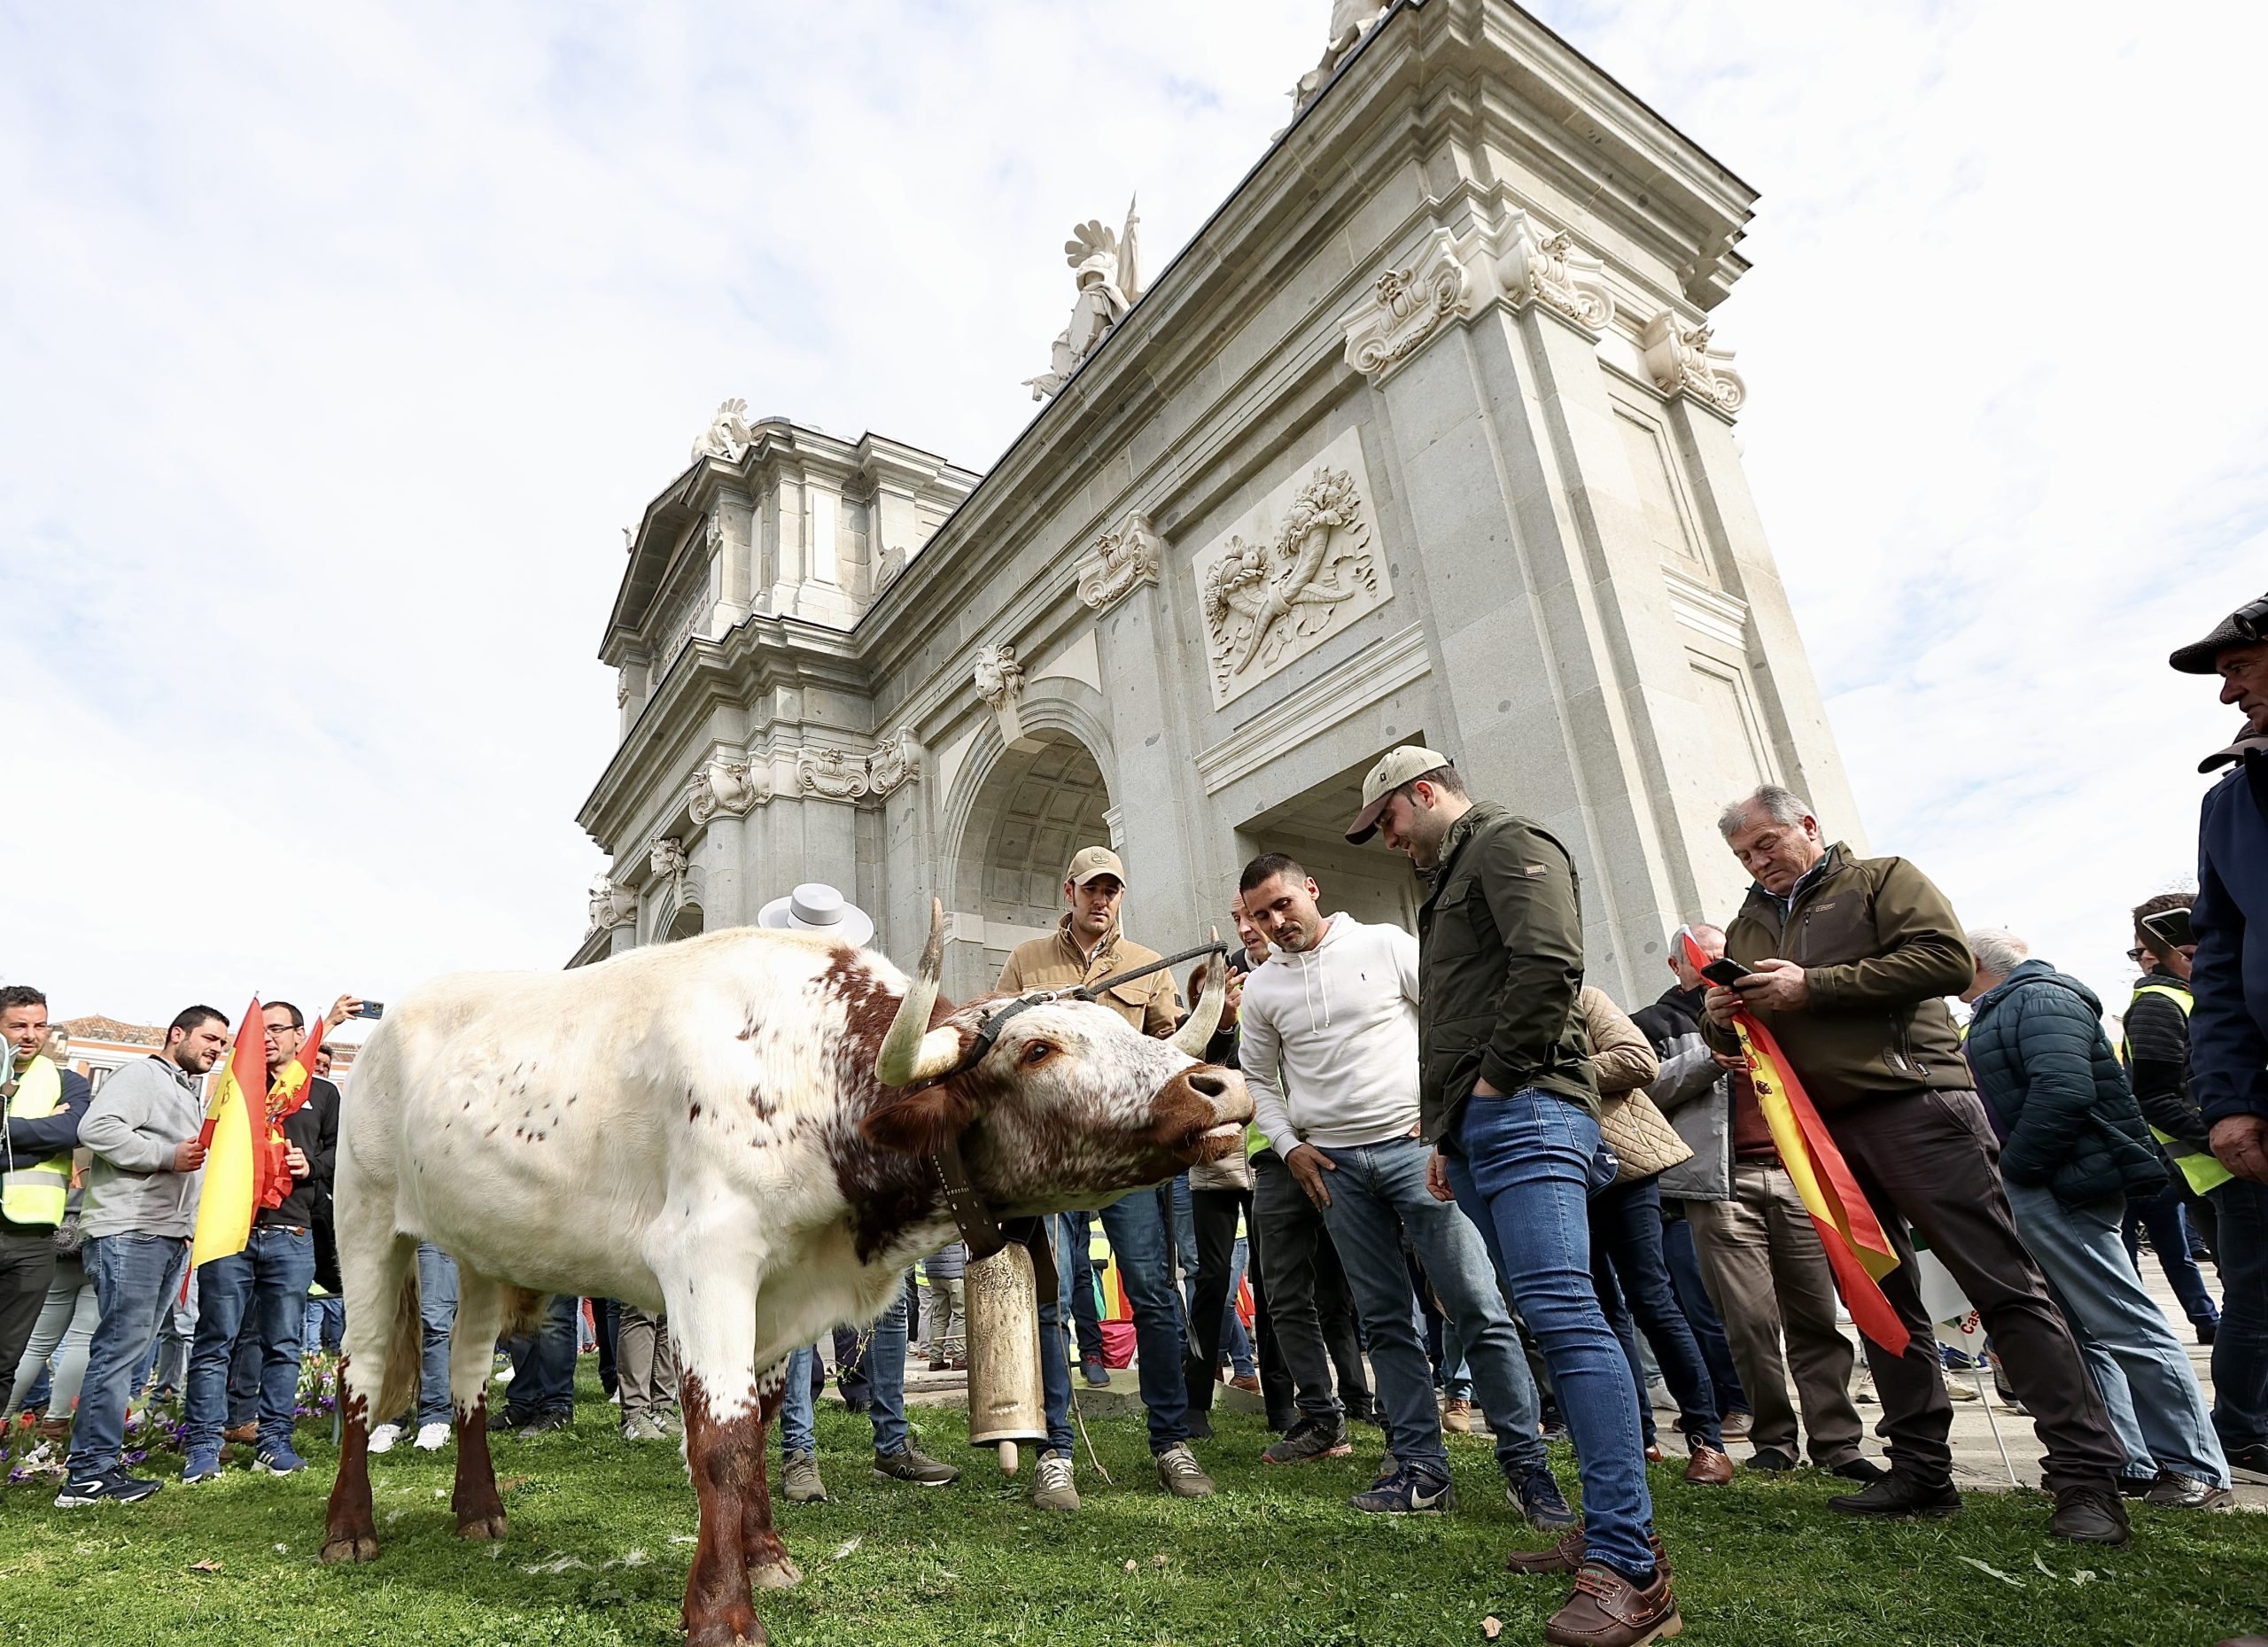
[1024,198,1143,400]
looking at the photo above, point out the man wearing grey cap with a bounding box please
[2168,589,2268,1480]
[998,847,1213,1504]
[1348,746,1676,1647]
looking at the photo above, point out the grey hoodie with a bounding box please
[80,1055,206,1239]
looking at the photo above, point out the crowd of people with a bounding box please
[4,590,2264,1647]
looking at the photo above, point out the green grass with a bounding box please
[3,1375,2264,1646]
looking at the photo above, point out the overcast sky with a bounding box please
[4,0,2261,1037]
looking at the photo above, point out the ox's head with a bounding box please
[858,901,1253,1215]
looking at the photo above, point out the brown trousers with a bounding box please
[1685,1160,1864,1466]
[1825,1087,2124,1490]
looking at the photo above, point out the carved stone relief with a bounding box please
[1190,427,1392,709]
[690,398,753,464]
[649,835,688,882]
[1075,511,1164,611]
[687,757,766,825]
[1640,311,1746,415]
[868,730,920,798]
[587,875,638,931]
[796,745,872,802]
[1336,229,1472,381]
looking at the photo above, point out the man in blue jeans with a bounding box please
[1350,747,1677,1647]
[183,998,346,1481]
[370,1242,459,1454]
[773,1292,961,1500]
[1238,851,1573,1533]
[58,1006,231,1507]
[491,1293,581,1433]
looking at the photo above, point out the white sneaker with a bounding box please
[1033,1451,1079,1511]
[414,1421,452,1451]
[367,1423,402,1454]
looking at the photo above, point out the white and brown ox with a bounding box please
[319,901,1246,1646]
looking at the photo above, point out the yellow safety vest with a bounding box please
[2122,984,2233,1197]
[2,1055,70,1226]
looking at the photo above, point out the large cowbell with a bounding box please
[964,1243,1047,1473]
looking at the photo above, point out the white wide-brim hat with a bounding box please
[756,882,875,949]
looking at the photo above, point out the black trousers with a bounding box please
[0,1226,58,1414]
[1249,1149,1371,1422]
[1828,1087,2124,1491]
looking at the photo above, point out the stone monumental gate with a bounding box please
[574,0,1861,1007]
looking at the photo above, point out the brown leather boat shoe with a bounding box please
[1544,1562,1682,1647]
[1682,1443,1734,1486]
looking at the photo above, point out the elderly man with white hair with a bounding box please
[1700,786,2131,1545]
[1961,928,2231,1509]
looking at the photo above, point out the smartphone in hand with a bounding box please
[1700,958,1751,989]
[357,1001,385,1021]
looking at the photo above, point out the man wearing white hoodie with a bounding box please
[1237,853,1572,1527]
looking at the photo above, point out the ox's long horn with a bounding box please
[1169,928,1227,1060]
[876,897,963,1086]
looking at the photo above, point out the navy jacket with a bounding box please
[1965,959,2164,1206]
[2,1061,92,1235]
[2193,748,2268,1130]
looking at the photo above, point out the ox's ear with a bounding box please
[860,1082,980,1157]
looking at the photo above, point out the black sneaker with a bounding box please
[1510,1463,1579,1531]
[1828,1472,1961,1519]
[55,1467,162,1507]
[2050,1486,2131,1546]
[517,1410,575,1437]
[1747,1447,1799,1473]
[1261,1414,1352,1464]
[1829,1457,1887,1485]
[2141,1472,2233,1510]
[2226,1442,2268,1484]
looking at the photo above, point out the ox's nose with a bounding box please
[1188,1068,1253,1124]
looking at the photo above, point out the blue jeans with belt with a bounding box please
[185,1225,317,1453]
[1098,1185,1192,1451]
[66,1232,190,1478]
[1448,1089,1655,1581]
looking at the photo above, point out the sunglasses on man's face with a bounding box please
[2126,947,2148,964]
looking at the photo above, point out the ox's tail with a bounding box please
[500,1285,549,1341]
[374,1262,423,1428]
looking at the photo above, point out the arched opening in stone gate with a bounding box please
[951,733,1112,1000]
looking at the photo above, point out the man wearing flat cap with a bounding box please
[1348,746,1675,1647]
[998,847,1213,1507]
[2169,589,2268,1480]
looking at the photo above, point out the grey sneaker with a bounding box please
[621,1411,668,1442]
[1032,1450,1080,1512]
[781,1450,827,1503]
[1155,1441,1214,1498]
[873,1446,960,1487]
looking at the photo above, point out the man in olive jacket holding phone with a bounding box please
[1699,785,2128,1546]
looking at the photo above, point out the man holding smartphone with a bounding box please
[1700,788,2128,1544]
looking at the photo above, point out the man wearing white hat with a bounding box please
[758,884,959,1494]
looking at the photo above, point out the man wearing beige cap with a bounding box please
[1348,746,1677,1647]
[997,847,1212,1503]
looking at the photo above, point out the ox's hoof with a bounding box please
[751,1555,804,1590]
[687,1612,767,1647]
[319,1534,379,1565]
[457,1512,509,1542]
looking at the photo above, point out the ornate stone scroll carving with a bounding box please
[1337,230,1472,381]
[587,875,638,931]
[867,730,920,797]
[1641,312,1746,415]
[796,746,872,802]
[1075,511,1163,610]
[1190,427,1392,709]
[649,835,688,882]
[1503,219,1615,331]
[687,758,765,825]
[690,398,753,463]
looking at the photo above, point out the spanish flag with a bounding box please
[1682,935,1907,1353]
[190,1000,326,1271]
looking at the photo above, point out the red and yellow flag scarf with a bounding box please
[190,999,325,1272]
[1682,934,1908,1353]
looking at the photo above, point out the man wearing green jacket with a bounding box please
[1699,785,2129,1545]
[1349,746,1674,1647]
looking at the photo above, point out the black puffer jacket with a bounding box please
[1964,959,2165,1206]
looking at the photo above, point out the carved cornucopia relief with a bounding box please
[1192,431,1391,708]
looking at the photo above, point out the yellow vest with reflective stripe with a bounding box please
[3,1055,70,1225]
[2122,984,2233,1196]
